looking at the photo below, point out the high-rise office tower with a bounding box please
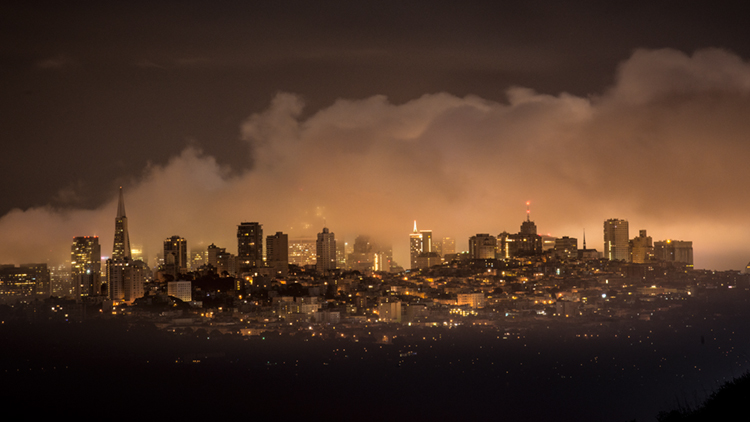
[420,230,433,253]
[516,202,542,256]
[207,243,222,268]
[441,237,456,256]
[237,222,263,273]
[207,243,235,276]
[106,188,145,302]
[409,221,422,270]
[112,187,131,261]
[316,227,337,274]
[409,221,438,270]
[266,232,289,276]
[603,219,629,261]
[163,235,187,278]
[71,236,101,297]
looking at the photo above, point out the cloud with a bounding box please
[36,55,77,70]
[2,48,750,270]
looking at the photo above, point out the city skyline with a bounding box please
[2,3,750,270]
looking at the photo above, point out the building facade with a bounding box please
[630,230,653,264]
[237,222,263,273]
[163,235,187,278]
[71,236,101,297]
[266,231,289,276]
[316,227,337,274]
[106,188,145,303]
[604,219,629,261]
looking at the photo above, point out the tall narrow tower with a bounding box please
[409,221,422,270]
[163,235,188,278]
[112,187,131,261]
[237,222,263,273]
[71,236,101,297]
[106,188,144,302]
[266,231,289,276]
[316,227,336,274]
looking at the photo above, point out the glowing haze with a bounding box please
[2,48,750,270]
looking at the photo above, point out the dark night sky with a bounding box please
[2,1,750,269]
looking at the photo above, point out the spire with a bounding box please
[583,229,587,249]
[413,220,418,232]
[117,186,126,218]
[112,187,131,260]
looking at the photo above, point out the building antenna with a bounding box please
[413,220,418,232]
[526,201,531,222]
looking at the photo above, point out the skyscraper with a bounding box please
[71,236,101,297]
[409,221,422,270]
[237,222,263,273]
[266,231,289,276]
[316,227,336,274]
[498,203,542,258]
[440,237,456,256]
[106,188,145,302]
[112,187,131,261]
[516,202,542,256]
[163,235,187,278]
[603,219,629,261]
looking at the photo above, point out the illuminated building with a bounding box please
[553,236,578,260]
[415,252,441,269]
[71,236,101,297]
[107,258,146,302]
[163,235,187,278]
[409,221,422,269]
[498,203,542,258]
[469,234,497,259]
[377,300,402,323]
[420,230,433,253]
[289,238,316,266]
[0,263,50,298]
[457,292,485,308]
[630,230,653,263]
[266,231,289,276]
[515,203,542,256]
[316,227,337,274]
[130,244,144,262]
[497,232,512,259]
[237,222,263,273]
[603,219,629,261]
[409,221,436,270]
[112,187,131,261]
[167,280,192,302]
[347,235,375,272]
[654,239,693,266]
[440,237,456,256]
[190,249,207,271]
[106,188,145,303]
[207,243,222,268]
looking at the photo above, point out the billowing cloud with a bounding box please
[2,48,750,270]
